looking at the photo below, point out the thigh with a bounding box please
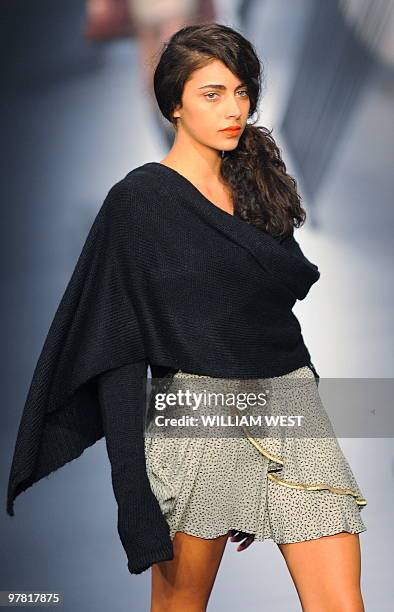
[277,532,365,611]
[150,531,229,612]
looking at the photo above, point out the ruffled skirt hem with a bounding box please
[144,365,367,544]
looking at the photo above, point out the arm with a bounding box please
[97,359,174,574]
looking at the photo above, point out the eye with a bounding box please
[204,92,219,100]
[204,90,249,101]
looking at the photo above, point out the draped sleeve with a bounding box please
[6,178,174,572]
[97,360,174,573]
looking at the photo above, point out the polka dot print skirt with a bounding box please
[144,365,367,544]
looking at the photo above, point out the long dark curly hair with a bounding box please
[153,23,306,240]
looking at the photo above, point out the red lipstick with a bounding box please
[220,126,241,133]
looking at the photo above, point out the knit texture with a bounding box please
[6,161,320,574]
[97,360,174,572]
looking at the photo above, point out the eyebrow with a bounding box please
[197,83,247,90]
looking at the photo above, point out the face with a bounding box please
[172,59,251,154]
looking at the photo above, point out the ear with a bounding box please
[172,103,182,120]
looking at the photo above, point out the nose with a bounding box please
[225,96,242,118]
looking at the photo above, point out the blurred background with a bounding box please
[1,0,393,609]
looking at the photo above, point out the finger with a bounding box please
[237,536,255,552]
[229,531,245,542]
[237,535,254,550]
[229,530,249,537]
[229,530,253,543]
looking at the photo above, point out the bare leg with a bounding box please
[150,531,229,612]
[278,531,365,611]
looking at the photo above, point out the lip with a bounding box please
[219,126,241,133]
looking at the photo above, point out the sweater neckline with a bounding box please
[144,162,237,220]
[137,162,320,300]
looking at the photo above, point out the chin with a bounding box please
[225,142,240,151]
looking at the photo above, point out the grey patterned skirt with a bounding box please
[144,365,367,544]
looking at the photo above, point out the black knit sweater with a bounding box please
[6,161,320,574]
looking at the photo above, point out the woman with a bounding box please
[142,23,367,611]
[7,23,367,612]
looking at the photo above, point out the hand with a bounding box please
[228,529,255,552]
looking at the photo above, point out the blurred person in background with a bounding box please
[85,0,216,146]
[126,0,216,146]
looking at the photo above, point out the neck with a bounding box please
[160,133,223,186]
